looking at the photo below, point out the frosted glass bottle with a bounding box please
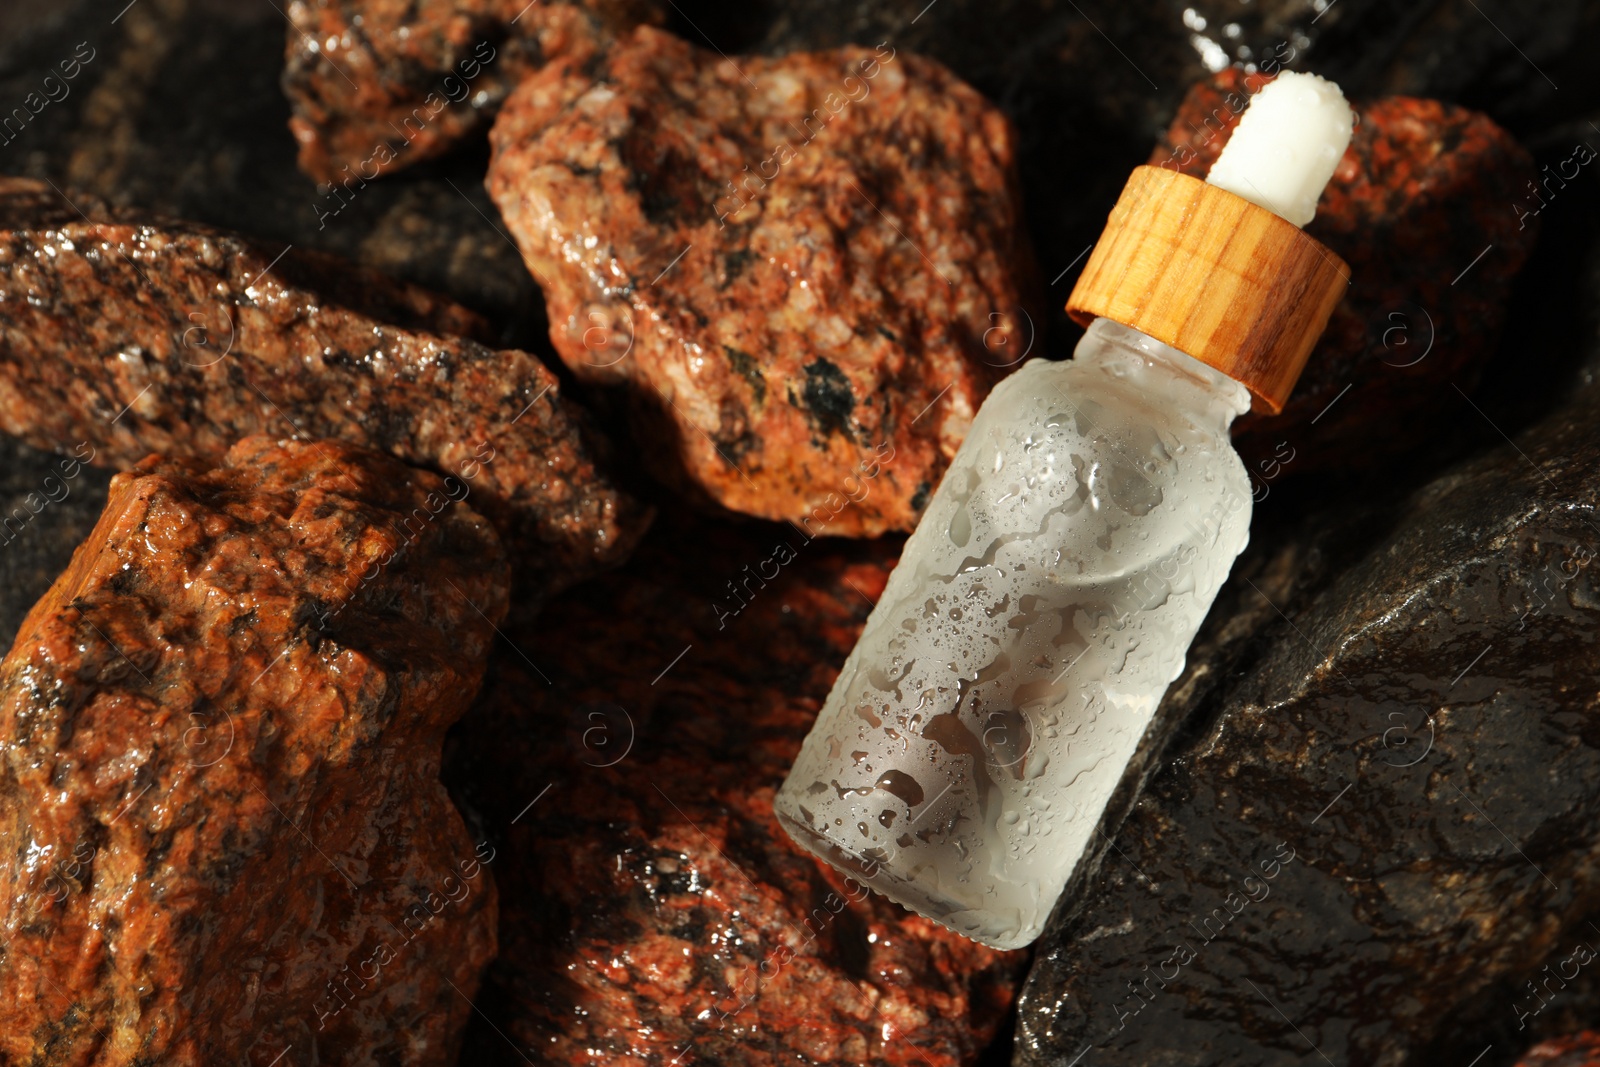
[773,317,1253,950]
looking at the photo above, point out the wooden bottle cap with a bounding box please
[1065,165,1350,415]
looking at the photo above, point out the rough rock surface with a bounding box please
[446,511,1025,1065]
[283,0,664,184]
[486,26,1037,535]
[0,436,508,1066]
[0,178,649,601]
[1148,70,1539,476]
[1014,376,1600,1065]
[1520,1035,1600,1067]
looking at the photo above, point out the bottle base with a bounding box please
[774,806,1039,952]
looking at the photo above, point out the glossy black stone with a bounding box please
[1016,378,1600,1067]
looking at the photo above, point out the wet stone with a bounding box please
[0,177,650,606]
[486,26,1038,535]
[1014,375,1600,1066]
[0,436,509,1065]
[445,511,1027,1065]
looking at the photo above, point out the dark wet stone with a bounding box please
[0,435,110,648]
[1014,376,1600,1066]
[1292,0,1599,138]
[0,0,542,335]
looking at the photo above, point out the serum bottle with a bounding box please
[774,72,1355,949]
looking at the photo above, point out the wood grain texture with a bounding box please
[1066,165,1350,414]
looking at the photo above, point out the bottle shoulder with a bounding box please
[974,358,1251,491]
[994,352,1247,439]
[895,357,1249,586]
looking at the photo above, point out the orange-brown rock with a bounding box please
[283,0,664,184]
[0,436,507,1066]
[0,178,649,604]
[1520,1034,1600,1066]
[487,27,1038,536]
[448,511,1025,1065]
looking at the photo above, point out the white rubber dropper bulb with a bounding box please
[1204,70,1354,228]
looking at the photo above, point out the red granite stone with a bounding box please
[448,511,1025,1066]
[0,437,507,1065]
[284,0,664,184]
[486,26,1039,536]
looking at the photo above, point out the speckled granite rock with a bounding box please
[446,512,1025,1066]
[283,0,664,184]
[0,177,649,602]
[1014,376,1600,1066]
[1148,70,1539,477]
[0,436,506,1066]
[486,26,1037,535]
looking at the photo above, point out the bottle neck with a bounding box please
[1073,317,1253,432]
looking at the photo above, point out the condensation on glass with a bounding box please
[774,319,1253,949]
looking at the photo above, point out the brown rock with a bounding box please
[1520,1034,1600,1067]
[1147,70,1538,479]
[447,512,1024,1065]
[0,436,507,1066]
[486,27,1038,536]
[283,0,665,185]
[0,177,649,603]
